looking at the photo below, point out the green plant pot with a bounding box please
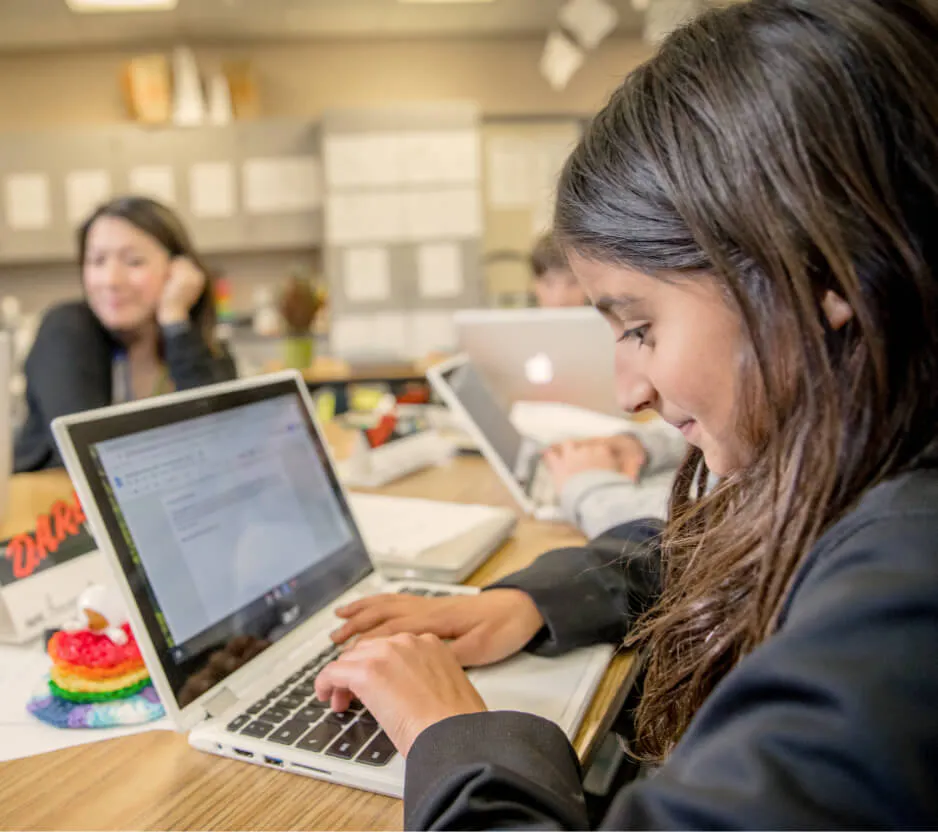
[283,335,314,370]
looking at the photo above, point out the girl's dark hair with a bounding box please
[78,195,218,343]
[529,232,570,279]
[555,0,938,760]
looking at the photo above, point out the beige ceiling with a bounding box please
[0,0,646,51]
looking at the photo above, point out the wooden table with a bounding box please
[0,456,636,831]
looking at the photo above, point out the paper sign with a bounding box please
[407,311,457,359]
[417,242,463,299]
[0,492,107,645]
[403,189,480,240]
[65,170,112,225]
[400,131,480,185]
[243,156,321,215]
[331,313,407,359]
[4,173,51,231]
[189,161,236,218]
[129,165,176,206]
[325,134,401,188]
[343,247,391,302]
[437,188,482,238]
[327,193,405,245]
[486,137,534,208]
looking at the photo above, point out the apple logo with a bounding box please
[524,352,554,386]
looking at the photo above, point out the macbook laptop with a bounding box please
[51,371,613,798]
[428,355,677,525]
[455,307,619,415]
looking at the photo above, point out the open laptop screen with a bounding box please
[441,361,525,473]
[65,379,371,707]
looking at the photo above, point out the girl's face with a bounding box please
[82,216,171,333]
[569,252,750,476]
[533,266,589,308]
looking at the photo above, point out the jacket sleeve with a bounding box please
[489,519,662,656]
[23,303,112,425]
[623,419,686,476]
[162,322,237,390]
[558,469,673,538]
[405,512,938,830]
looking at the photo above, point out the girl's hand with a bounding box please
[315,633,486,756]
[331,589,544,667]
[544,439,620,492]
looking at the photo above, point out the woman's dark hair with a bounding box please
[555,0,938,760]
[529,231,570,279]
[78,195,217,344]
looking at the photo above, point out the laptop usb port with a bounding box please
[264,756,284,767]
[233,748,253,758]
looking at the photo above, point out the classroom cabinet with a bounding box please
[0,120,323,265]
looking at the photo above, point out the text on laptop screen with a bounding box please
[443,362,524,471]
[67,382,372,708]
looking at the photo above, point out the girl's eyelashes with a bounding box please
[617,324,650,346]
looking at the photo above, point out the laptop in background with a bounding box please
[427,355,676,525]
[51,372,613,797]
[427,355,562,520]
[455,307,620,415]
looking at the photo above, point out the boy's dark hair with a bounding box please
[529,232,569,279]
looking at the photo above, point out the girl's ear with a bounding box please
[821,290,854,331]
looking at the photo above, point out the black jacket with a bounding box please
[405,468,938,829]
[14,301,237,473]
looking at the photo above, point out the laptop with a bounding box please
[455,307,620,415]
[427,355,564,521]
[51,371,613,798]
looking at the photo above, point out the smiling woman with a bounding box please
[14,197,237,472]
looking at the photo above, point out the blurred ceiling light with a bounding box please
[559,0,618,50]
[65,0,178,12]
[642,0,704,42]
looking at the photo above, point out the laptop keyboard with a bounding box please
[226,587,453,767]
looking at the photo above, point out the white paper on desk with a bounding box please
[401,130,480,185]
[4,173,52,231]
[417,242,463,299]
[0,641,172,763]
[486,137,534,209]
[65,169,112,225]
[407,310,457,359]
[243,156,321,214]
[343,247,391,302]
[129,165,176,206]
[189,161,236,218]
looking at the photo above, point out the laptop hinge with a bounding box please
[203,686,238,719]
